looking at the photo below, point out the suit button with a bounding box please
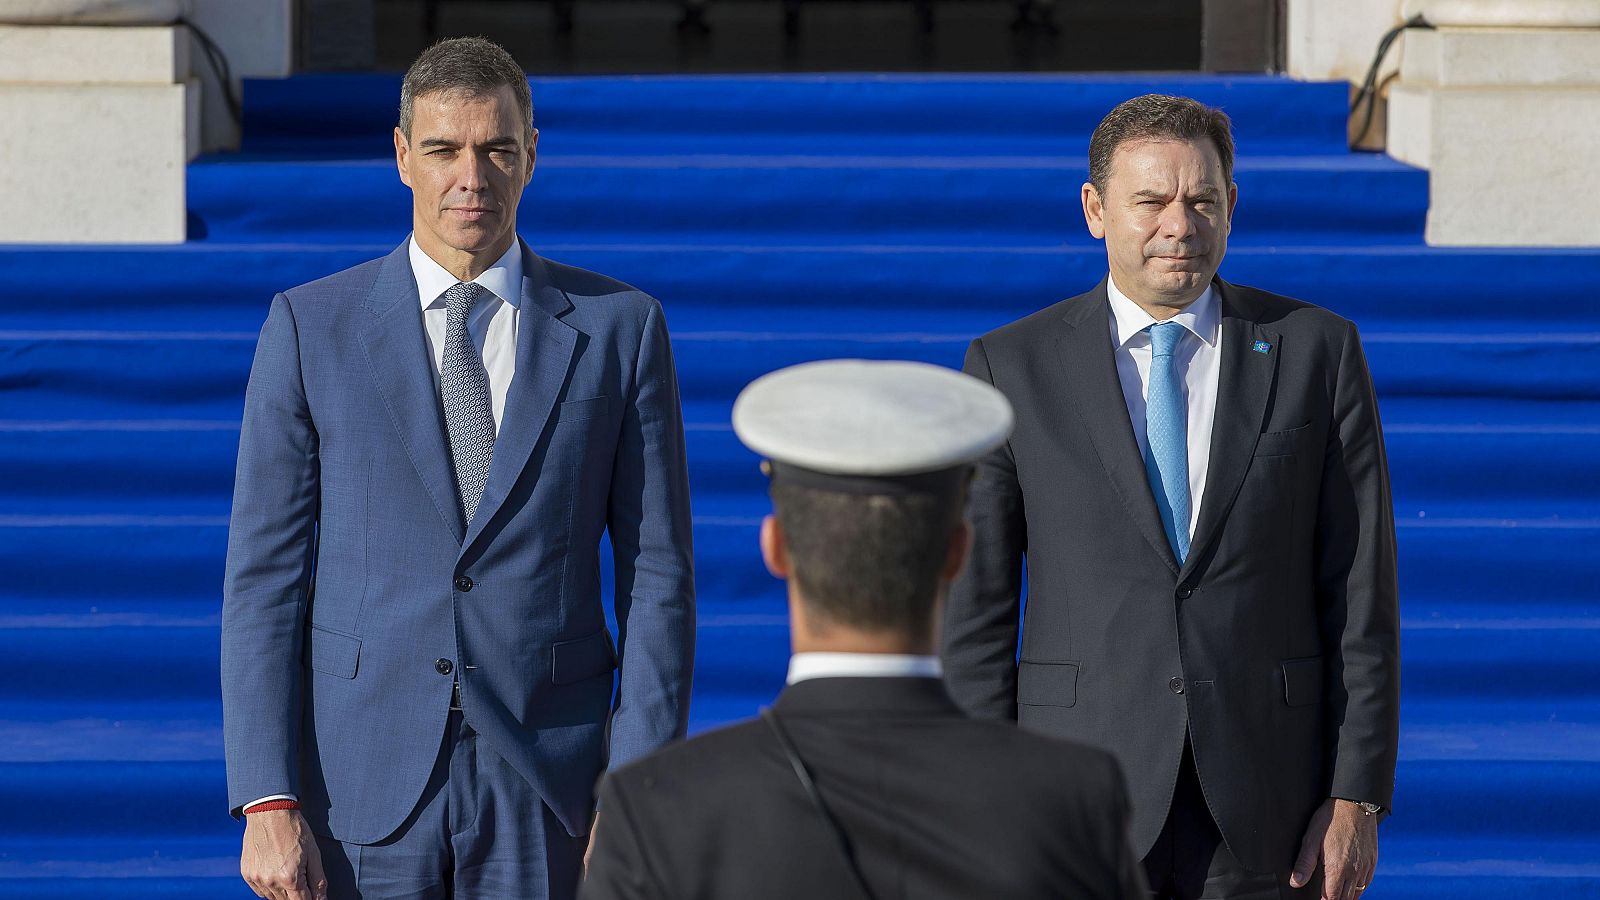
[1169,676,1185,694]
[435,658,454,676]
[454,575,474,592]
[1176,587,1194,600]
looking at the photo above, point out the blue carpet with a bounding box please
[1,73,1598,898]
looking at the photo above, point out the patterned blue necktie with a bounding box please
[440,281,496,524]
[1144,321,1191,563]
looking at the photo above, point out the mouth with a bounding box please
[446,208,496,222]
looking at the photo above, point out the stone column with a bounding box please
[1405,0,1600,28]
[0,1,195,243]
[1389,0,1600,245]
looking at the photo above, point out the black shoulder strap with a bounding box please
[760,707,877,900]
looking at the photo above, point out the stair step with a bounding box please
[0,506,1594,608]
[187,153,1425,246]
[1365,836,1600,899]
[3,327,1595,420]
[239,73,1353,158]
[0,837,1597,900]
[0,745,1593,842]
[6,244,1600,335]
[3,414,1596,516]
[0,507,1593,611]
[0,587,1591,705]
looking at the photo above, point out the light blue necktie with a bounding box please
[440,281,496,524]
[1144,321,1191,563]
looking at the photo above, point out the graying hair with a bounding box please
[1088,94,1235,195]
[398,37,533,140]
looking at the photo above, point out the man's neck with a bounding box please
[1108,272,1207,322]
[415,232,517,283]
[791,634,936,655]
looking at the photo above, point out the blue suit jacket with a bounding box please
[221,240,695,843]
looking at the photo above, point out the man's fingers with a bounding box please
[283,868,314,900]
[1289,828,1322,888]
[1321,866,1346,900]
[304,839,329,900]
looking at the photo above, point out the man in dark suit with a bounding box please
[582,359,1148,900]
[942,95,1400,900]
[221,37,694,900]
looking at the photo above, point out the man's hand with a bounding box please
[241,808,327,900]
[1291,798,1378,900]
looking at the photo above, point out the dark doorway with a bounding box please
[367,0,1208,73]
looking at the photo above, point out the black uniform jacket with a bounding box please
[581,675,1147,900]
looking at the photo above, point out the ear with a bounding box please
[523,129,539,188]
[394,127,413,189]
[1226,180,1239,234]
[941,520,973,581]
[760,515,791,579]
[1082,182,1106,240]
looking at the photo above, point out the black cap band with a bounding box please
[766,461,972,499]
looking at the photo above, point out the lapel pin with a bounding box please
[1252,341,1272,355]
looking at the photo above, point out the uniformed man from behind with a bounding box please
[581,359,1148,900]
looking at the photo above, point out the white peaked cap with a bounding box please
[731,359,1014,480]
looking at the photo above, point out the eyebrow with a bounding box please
[416,136,521,149]
[1132,187,1221,201]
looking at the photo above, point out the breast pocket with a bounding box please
[1254,422,1312,458]
[557,396,609,425]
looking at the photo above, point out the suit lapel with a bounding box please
[462,247,577,550]
[1054,281,1180,574]
[360,242,465,544]
[1182,279,1280,581]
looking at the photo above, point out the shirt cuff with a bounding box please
[243,793,298,812]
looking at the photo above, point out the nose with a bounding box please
[455,149,486,193]
[1159,201,1198,241]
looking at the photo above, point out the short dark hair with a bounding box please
[1088,94,1235,195]
[399,37,533,140]
[770,479,966,636]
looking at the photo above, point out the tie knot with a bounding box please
[443,282,483,319]
[1149,321,1186,357]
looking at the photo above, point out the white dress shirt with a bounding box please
[1107,275,1222,540]
[410,235,522,433]
[786,652,943,685]
[240,238,524,815]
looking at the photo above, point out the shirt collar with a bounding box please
[1106,274,1219,350]
[409,235,523,310]
[786,652,942,685]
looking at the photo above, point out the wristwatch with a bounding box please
[1356,801,1383,816]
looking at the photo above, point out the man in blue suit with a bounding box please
[221,37,695,900]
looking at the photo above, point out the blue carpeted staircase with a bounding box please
[1,72,1597,898]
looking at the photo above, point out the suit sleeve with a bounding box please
[580,774,671,900]
[605,299,695,768]
[941,337,1027,720]
[220,294,320,816]
[1315,322,1400,811]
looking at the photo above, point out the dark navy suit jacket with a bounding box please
[221,240,695,844]
[943,277,1399,873]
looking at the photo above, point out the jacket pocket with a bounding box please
[1254,422,1312,457]
[305,624,361,679]
[1017,660,1079,708]
[559,396,609,423]
[551,630,617,685]
[1281,656,1323,707]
